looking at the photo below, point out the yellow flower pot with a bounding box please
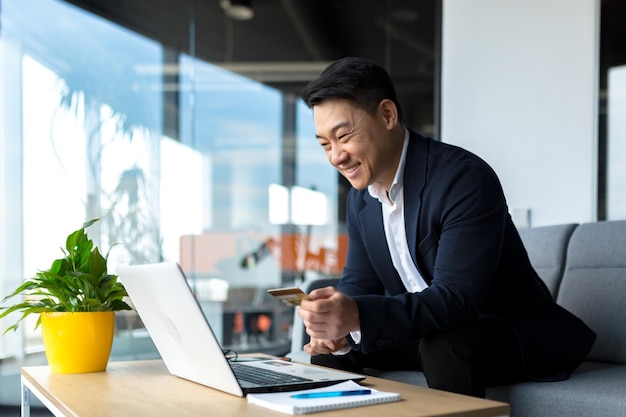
[41,311,115,373]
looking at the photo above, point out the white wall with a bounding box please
[441,0,599,227]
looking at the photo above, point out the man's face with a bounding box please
[313,98,398,191]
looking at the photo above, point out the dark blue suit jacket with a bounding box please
[338,130,595,380]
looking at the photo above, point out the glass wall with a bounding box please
[0,0,339,368]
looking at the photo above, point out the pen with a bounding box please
[291,389,372,399]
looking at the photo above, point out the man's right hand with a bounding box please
[304,337,349,356]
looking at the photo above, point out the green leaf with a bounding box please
[0,218,133,334]
[82,218,100,230]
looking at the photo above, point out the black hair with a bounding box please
[301,57,404,122]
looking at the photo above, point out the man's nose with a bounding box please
[330,145,347,166]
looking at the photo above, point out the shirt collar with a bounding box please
[368,129,410,203]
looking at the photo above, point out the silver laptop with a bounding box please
[116,262,365,397]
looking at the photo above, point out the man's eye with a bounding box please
[338,128,354,141]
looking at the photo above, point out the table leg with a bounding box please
[21,376,31,417]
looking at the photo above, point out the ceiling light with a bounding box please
[220,0,254,21]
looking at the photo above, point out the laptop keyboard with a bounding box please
[230,363,313,386]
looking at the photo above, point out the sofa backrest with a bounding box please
[556,220,626,364]
[517,223,578,299]
[290,221,626,365]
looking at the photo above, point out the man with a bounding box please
[296,56,596,398]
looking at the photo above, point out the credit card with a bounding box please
[267,287,309,307]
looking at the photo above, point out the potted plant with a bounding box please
[0,218,132,373]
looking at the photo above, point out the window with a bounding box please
[0,0,337,364]
[607,65,626,219]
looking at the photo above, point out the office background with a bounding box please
[1,0,625,408]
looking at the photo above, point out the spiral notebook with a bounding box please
[247,380,401,415]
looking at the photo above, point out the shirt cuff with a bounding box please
[350,330,362,344]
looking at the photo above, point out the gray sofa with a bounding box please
[288,220,626,417]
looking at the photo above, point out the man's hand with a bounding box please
[303,337,348,356]
[297,286,359,342]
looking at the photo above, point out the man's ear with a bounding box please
[378,99,398,129]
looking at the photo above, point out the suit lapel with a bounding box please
[403,131,429,264]
[357,194,386,262]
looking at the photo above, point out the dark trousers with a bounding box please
[311,318,525,398]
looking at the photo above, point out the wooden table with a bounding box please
[21,359,509,417]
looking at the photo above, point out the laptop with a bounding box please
[116,262,365,397]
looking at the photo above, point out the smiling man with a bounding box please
[296,56,595,398]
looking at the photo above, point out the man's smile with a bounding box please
[341,163,361,177]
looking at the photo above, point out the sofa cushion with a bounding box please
[486,361,626,417]
[517,223,577,298]
[556,220,626,364]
